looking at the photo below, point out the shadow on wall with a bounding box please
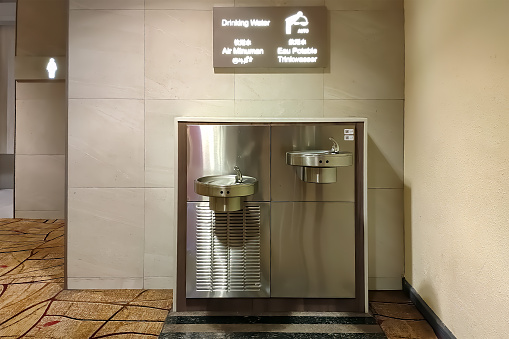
[0,154,14,189]
[367,135,402,188]
[367,135,404,289]
[404,184,412,283]
[404,184,441,318]
[417,280,441,319]
[403,185,441,328]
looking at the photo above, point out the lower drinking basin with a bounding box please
[195,175,257,198]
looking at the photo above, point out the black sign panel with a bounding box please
[213,7,328,68]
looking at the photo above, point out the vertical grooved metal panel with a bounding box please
[187,203,270,298]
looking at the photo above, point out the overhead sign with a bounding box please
[213,7,328,68]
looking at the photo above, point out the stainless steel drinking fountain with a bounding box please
[286,137,353,183]
[194,166,258,212]
[179,120,367,312]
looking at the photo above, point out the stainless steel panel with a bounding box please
[271,202,355,298]
[187,202,270,298]
[271,124,356,202]
[187,125,270,202]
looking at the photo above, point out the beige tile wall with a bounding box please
[67,188,145,286]
[15,0,68,219]
[0,25,15,155]
[67,1,404,290]
[68,10,144,99]
[145,10,234,100]
[68,99,144,187]
[15,83,66,219]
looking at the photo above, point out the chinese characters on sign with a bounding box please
[213,7,328,68]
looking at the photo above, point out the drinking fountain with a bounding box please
[194,166,258,212]
[286,137,353,183]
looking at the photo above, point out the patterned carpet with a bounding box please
[369,291,437,338]
[0,219,173,338]
[0,218,434,338]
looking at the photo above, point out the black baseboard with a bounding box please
[402,278,456,339]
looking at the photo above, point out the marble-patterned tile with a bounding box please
[325,0,403,11]
[144,276,175,289]
[368,189,404,282]
[236,0,325,6]
[235,100,323,117]
[146,0,233,10]
[68,10,144,99]
[163,315,378,325]
[15,83,66,155]
[15,155,65,212]
[144,188,175,278]
[160,325,384,336]
[68,99,144,188]
[67,188,144,279]
[235,72,324,100]
[70,0,144,9]
[324,99,403,188]
[145,10,234,100]
[145,99,234,188]
[66,278,144,289]
[324,10,404,99]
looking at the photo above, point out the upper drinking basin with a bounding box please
[286,150,353,167]
[195,175,257,198]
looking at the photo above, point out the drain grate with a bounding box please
[195,205,262,293]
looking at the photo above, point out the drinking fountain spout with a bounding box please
[234,166,243,183]
[329,137,340,154]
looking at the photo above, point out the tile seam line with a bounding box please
[68,188,169,189]
[143,0,146,289]
[70,9,218,11]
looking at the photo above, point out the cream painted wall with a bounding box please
[405,0,509,337]
[67,0,404,290]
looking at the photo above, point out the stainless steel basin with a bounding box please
[195,175,257,198]
[286,137,353,184]
[286,150,353,167]
[194,169,258,212]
